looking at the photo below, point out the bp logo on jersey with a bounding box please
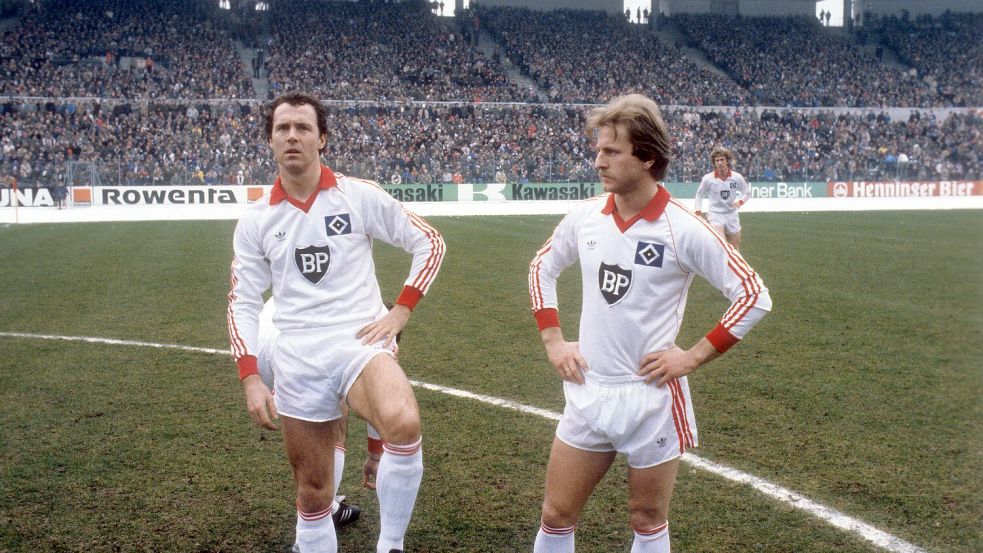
[325,213,352,236]
[634,242,664,267]
[295,244,331,285]
[598,263,632,305]
[720,190,731,200]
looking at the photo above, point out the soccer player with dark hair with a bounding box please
[229,91,445,553]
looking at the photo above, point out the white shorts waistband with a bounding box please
[584,372,645,386]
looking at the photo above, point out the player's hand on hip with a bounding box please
[543,338,588,385]
[357,304,410,347]
[242,374,278,430]
[639,346,699,386]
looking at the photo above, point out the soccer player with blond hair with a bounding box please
[529,94,771,552]
[695,146,750,250]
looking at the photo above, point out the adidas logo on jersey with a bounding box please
[295,244,331,285]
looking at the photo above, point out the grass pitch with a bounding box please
[0,211,980,552]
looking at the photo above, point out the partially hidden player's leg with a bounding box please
[333,410,347,500]
[725,216,742,250]
[281,416,339,552]
[626,458,679,553]
[534,438,617,553]
[331,405,362,527]
[346,353,422,553]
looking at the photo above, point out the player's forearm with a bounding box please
[686,337,722,368]
[540,326,564,346]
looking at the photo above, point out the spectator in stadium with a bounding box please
[694,147,750,250]
[52,181,68,209]
[528,94,771,553]
[228,91,444,553]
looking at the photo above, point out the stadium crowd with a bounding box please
[862,11,982,106]
[0,0,251,99]
[266,1,532,103]
[2,100,978,188]
[671,13,944,108]
[477,7,747,106]
[0,1,979,190]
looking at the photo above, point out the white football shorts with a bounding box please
[255,299,395,422]
[556,373,698,468]
[708,209,741,234]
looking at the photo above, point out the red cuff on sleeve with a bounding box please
[368,437,384,455]
[237,355,259,381]
[706,323,740,353]
[395,286,423,311]
[534,308,560,331]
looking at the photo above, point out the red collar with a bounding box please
[714,169,732,180]
[270,165,338,212]
[601,185,671,233]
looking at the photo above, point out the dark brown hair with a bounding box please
[264,91,329,153]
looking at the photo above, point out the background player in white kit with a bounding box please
[529,95,771,552]
[694,147,750,250]
[228,92,445,553]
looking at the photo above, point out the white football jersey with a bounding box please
[228,166,444,378]
[530,187,770,378]
[695,170,749,213]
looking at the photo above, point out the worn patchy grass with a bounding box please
[0,211,980,552]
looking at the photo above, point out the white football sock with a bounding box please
[295,506,337,553]
[332,445,345,511]
[375,438,423,553]
[631,522,669,553]
[533,520,575,552]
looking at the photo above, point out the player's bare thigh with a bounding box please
[540,437,616,527]
[346,353,421,446]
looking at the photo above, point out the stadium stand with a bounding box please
[671,13,943,108]
[862,11,982,107]
[0,0,251,99]
[477,6,747,106]
[0,0,979,189]
[267,1,531,102]
[2,100,978,187]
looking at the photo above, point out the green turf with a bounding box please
[0,211,980,552]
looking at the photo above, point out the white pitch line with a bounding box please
[0,331,928,553]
